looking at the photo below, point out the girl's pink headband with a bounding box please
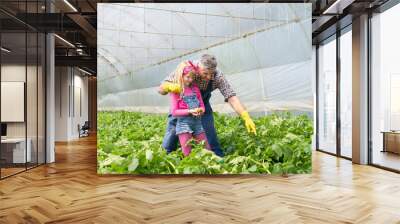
[182,60,200,76]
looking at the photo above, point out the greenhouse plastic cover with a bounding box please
[97,3,313,114]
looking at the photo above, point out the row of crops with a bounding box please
[97,111,313,174]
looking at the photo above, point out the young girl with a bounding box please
[170,61,211,156]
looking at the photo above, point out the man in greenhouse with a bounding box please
[158,54,257,157]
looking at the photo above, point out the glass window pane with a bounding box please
[340,29,352,158]
[371,4,400,171]
[27,31,38,169]
[1,30,28,177]
[318,37,337,154]
[0,0,46,179]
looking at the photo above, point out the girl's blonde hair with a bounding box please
[172,61,189,92]
[172,61,196,97]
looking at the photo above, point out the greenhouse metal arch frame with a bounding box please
[97,3,313,115]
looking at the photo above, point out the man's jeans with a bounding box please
[162,112,224,157]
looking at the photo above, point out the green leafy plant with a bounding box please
[97,111,313,175]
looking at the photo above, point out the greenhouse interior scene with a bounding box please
[96,3,314,175]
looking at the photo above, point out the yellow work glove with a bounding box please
[240,111,257,135]
[161,82,181,94]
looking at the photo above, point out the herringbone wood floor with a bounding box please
[1,135,400,224]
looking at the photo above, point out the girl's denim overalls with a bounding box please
[162,80,224,157]
[175,88,204,135]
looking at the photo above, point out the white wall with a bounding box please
[1,65,36,135]
[1,65,28,141]
[1,63,47,163]
[71,73,89,138]
[55,66,69,141]
[55,67,89,141]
